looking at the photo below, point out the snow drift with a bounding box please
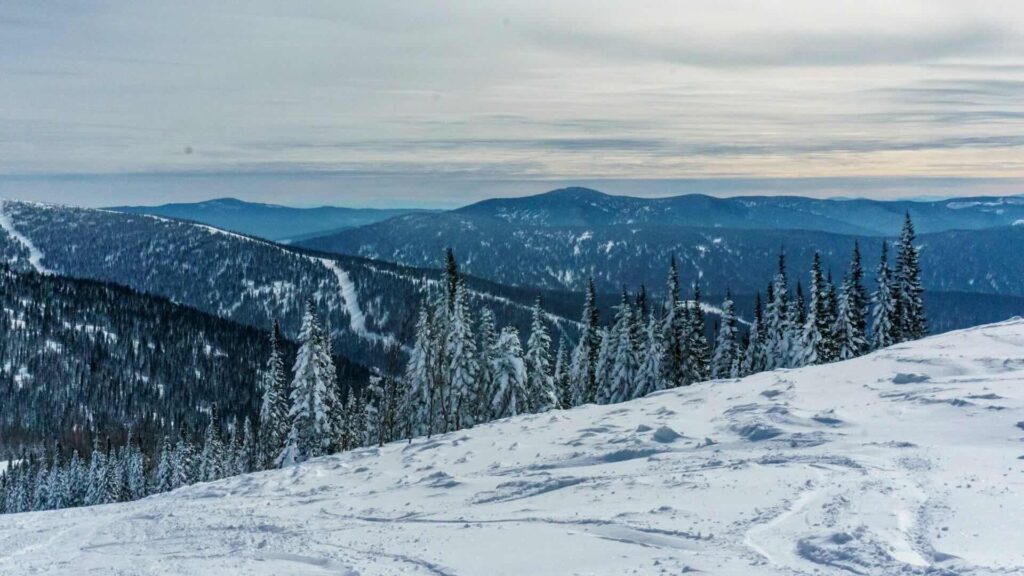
[2,319,1024,575]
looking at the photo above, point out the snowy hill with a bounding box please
[3,319,1023,575]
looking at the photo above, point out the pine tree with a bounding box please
[475,308,500,421]
[153,436,175,493]
[870,241,899,350]
[200,405,225,481]
[711,290,738,378]
[834,276,868,360]
[257,320,289,469]
[895,213,926,341]
[525,298,557,412]
[606,291,639,404]
[491,327,527,418]
[685,285,711,383]
[740,293,766,375]
[634,312,664,396]
[279,301,335,466]
[446,281,478,429]
[403,303,434,439]
[848,241,869,347]
[569,278,600,405]
[660,257,687,388]
[801,253,832,366]
[765,251,793,369]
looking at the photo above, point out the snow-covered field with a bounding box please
[3,320,1024,575]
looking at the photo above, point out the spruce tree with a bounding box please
[765,251,793,369]
[834,277,867,360]
[685,285,711,383]
[279,301,335,466]
[258,320,289,469]
[848,241,869,346]
[607,291,639,403]
[553,338,573,409]
[801,253,832,365]
[569,278,600,405]
[870,241,899,350]
[660,257,687,388]
[153,436,175,494]
[491,327,527,418]
[525,298,557,413]
[446,281,478,430]
[475,308,500,421]
[711,290,738,378]
[895,213,926,341]
[403,304,434,439]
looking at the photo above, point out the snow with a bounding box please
[4,319,1024,574]
[319,258,398,347]
[0,199,52,274]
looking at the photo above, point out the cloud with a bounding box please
[0,0,1023,203]
[529,22,1020,68]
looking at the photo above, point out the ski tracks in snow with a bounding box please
[319,257,399,348]
[0,199,52,274]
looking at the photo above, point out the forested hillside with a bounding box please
[0,201,580,369]
[0,268,369,455]
[299,211,1024,297]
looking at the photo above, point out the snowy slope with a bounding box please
[3,320,1024,575]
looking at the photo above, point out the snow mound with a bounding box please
[4,319,1024,574]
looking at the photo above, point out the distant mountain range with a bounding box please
[108,197,429,241]
[297,187,1024,298]
[453,187,1024,235]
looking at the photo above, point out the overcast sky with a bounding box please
[2,1,1023,207]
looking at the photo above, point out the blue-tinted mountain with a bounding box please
[452,187,1024,235]
[108,197,427,241]
[297,189,1024,297]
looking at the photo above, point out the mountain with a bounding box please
[453,187,1024,235]
[3,319,1022,574]
[0,200,581,369]
[0,267,369,453]
[298,209,1024,297]
[108,197,427,241]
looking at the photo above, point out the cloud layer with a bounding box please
[1,0,1022,205]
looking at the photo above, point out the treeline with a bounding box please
[0,215,927,515]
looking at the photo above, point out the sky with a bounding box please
[1,0,1023,208]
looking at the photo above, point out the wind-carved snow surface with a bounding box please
[0,200,51,274]
[4,319,1024,575]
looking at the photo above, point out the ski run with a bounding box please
[2,318,1023,575]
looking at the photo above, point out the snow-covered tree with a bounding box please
[801,253,832,366]
[491,327,527,418]
[569,278,600,406]
[279,301,337,466]
[895,213,926,341]
[660,257,687,388]
[449,282,479,429]
[634,312,664,397]
[765,252,794,369]
[258,320,289,469]
[475,307,500,421]
[870,241,898,350]
[525,298,557,412]
[606,292,639,403]
[402,304,434,438]
[711,291,739,378]
[552,338,572,409]
[834,277,867,360]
